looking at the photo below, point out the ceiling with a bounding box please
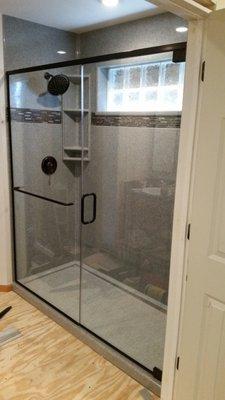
[0,0,160,33]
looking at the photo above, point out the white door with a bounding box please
[174,10,225,400]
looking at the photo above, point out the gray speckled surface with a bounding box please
[82,125,179,300]
[3,12,187,72]
[80,13,187,58]
[3,15,80,71]
[22,263,166,371]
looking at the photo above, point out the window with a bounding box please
[98,60,185,113]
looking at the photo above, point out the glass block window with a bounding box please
[102,60,185,112]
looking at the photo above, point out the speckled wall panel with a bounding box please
[80,13,188,59]
[82,124,180,308]
[3,13,187,71]
[11,120,81,282]
[3,15,79,71]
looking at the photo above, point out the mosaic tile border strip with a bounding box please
[10,108,181,128]
[91,113,181,128]
[10,108,62,124]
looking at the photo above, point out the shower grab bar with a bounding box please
[81,193,97,225]
[13,187,74,207]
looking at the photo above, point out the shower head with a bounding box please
[44,72,70,96]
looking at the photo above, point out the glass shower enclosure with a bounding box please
[7,42,186,379]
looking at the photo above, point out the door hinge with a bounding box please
[201,61,206,82]
[187,223,191,240]
[176,356,180,370]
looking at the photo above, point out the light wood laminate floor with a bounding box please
[0,291,159,400]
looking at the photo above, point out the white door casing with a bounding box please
[0,15,13,285]
[161,19,204,400]
[174,9,225,400]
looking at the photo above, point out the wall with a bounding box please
[80,12,188,58]
[0,15,13,286]
[216,0,225,9]
[3,15,80,71]
[3,13,188,70]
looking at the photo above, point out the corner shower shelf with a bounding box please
[64,146,89,151]
[64,157,90,162]
[64,109,89,113]
[67,75,89,84]
[62,74,91,162]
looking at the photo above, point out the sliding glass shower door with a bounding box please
[80,54,184,372]
[9,65,83,320]
[9,47,185,377]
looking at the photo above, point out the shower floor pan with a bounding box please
[20,261,166,375]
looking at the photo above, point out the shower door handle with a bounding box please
[81,193,97,225]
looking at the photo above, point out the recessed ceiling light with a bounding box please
[176,26,188,33]
[57,50,66,55]
[102,0,119,7]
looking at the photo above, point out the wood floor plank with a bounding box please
[0,292,159,400]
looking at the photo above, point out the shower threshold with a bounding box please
[19,260,166,374]
[21,260,167,312]
[13,279,161,397]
